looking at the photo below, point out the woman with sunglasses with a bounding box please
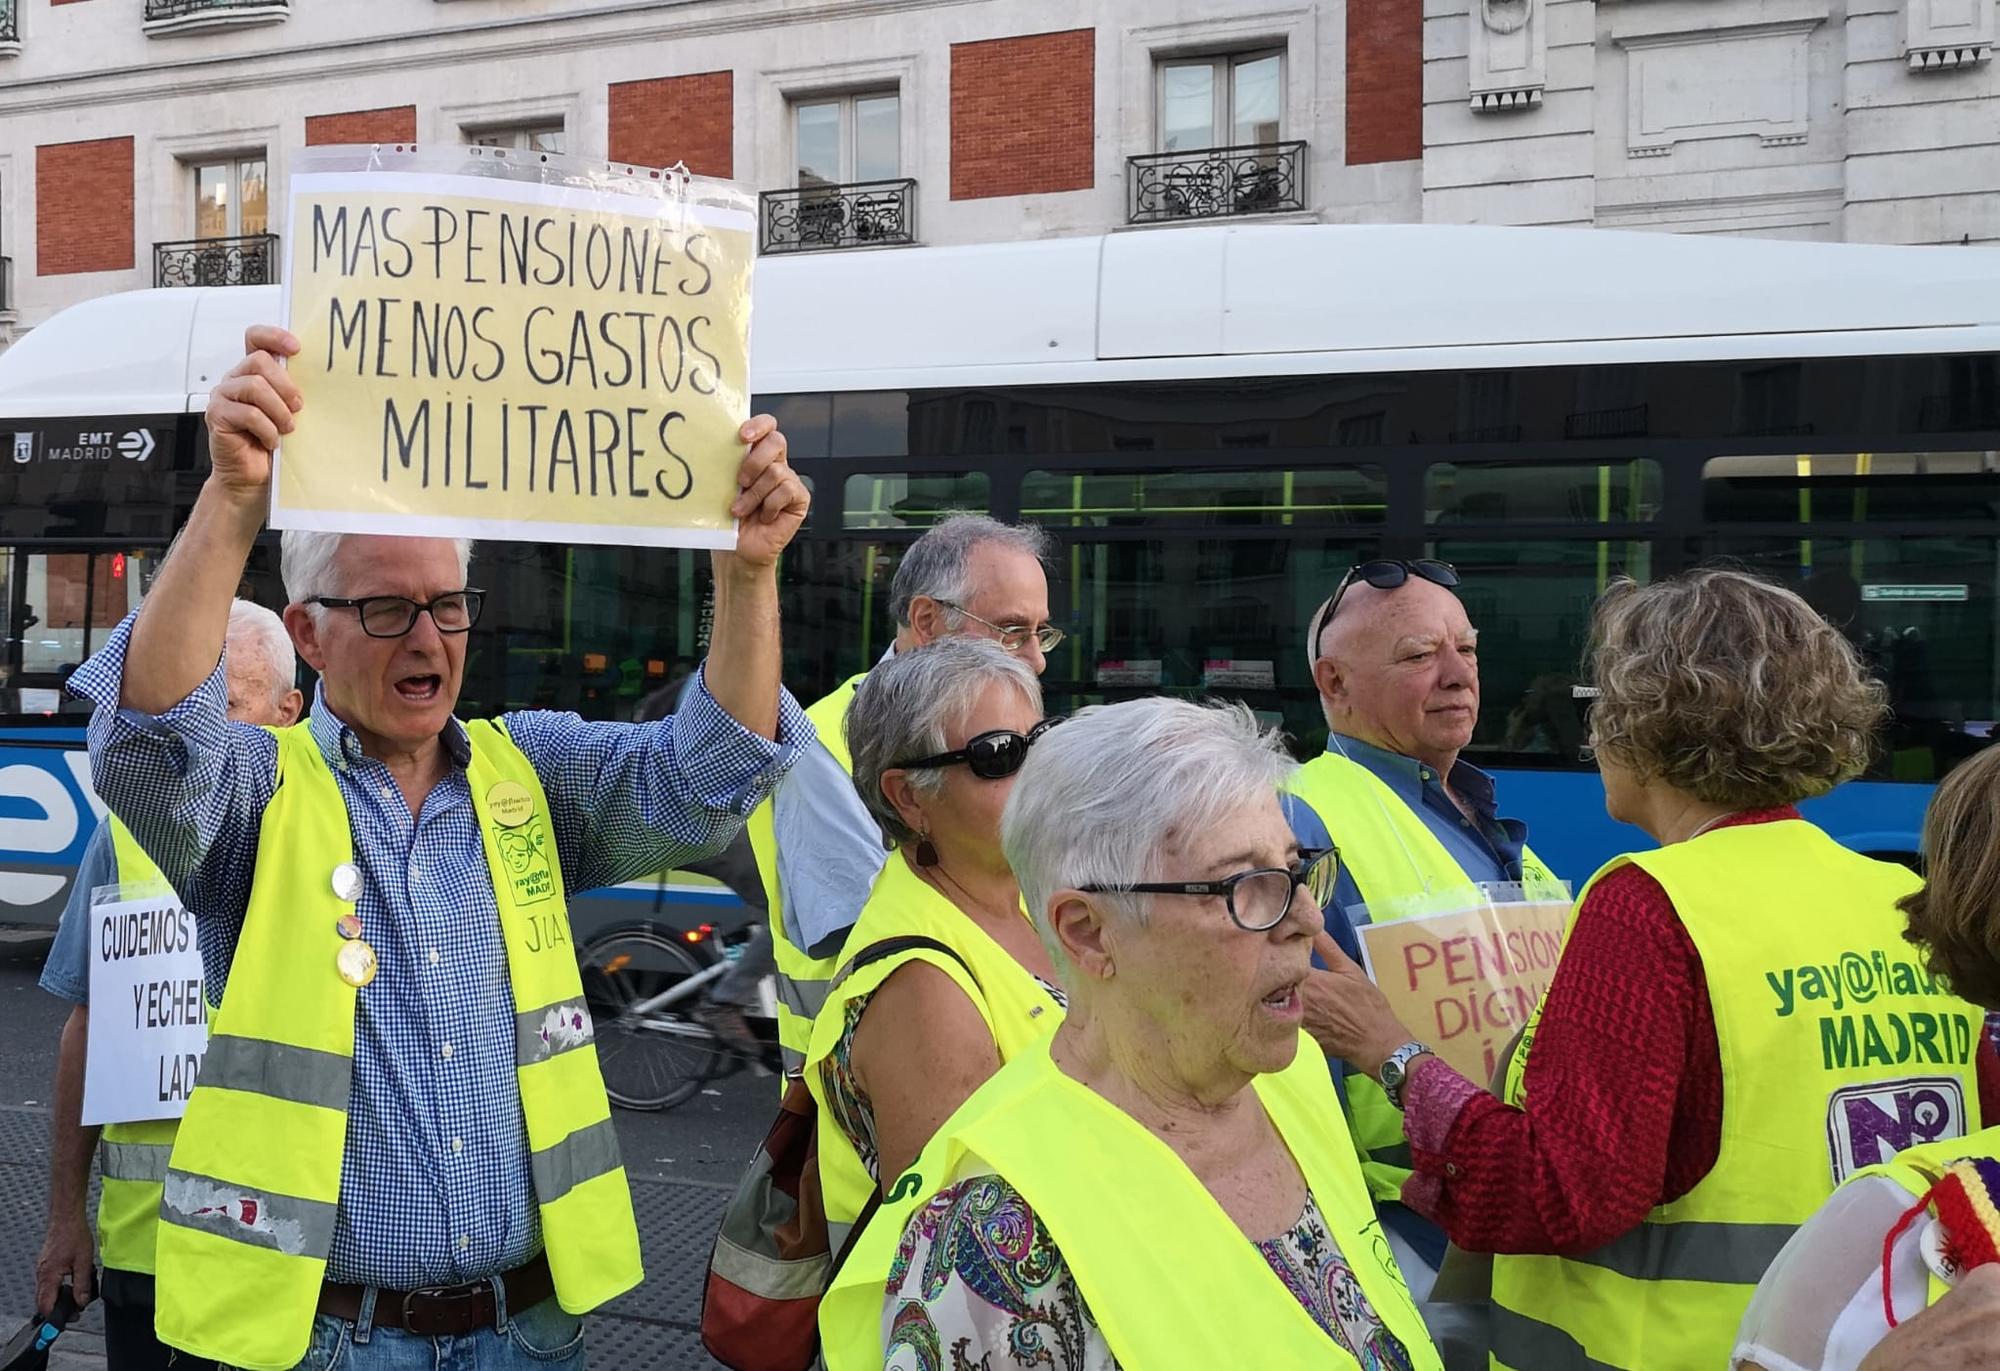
[818,697,1440,1370]
[804,636,1067,1276]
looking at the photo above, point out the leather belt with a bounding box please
[317,1251,554,1337]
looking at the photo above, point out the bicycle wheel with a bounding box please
[579,924,727,1111]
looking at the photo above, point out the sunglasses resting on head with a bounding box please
[1303,559,1460,666]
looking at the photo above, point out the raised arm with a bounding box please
[703,414,808,741]
[124,326,300,714]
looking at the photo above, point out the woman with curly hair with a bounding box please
[1307,567,2000,1371]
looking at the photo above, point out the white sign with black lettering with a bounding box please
[82,891,208,1126]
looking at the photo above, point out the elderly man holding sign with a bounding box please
[67,316,810,1371]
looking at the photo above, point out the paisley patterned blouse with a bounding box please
[881,1173,1419,1371]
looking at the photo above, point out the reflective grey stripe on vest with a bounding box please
[776,970,828,1024]
[1490,1306,1627,1371]
[100,1141,172,1184]
[1565,1218,1796,1286]
[531,1116,624,1204]
[515,997,596,1065]
[159,1168,337,1259]
[199,1035,352,1113]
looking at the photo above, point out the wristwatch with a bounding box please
[1378,1041,1435,1111]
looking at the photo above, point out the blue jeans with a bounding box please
[269,1288,587,1371]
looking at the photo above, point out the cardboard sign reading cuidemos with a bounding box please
[273,144,756,550]
[82,887,208,1125]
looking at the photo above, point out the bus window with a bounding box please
[1020,466,1386,528]
[1703,534,1999,783]
[1431,538,1657,764]
[460,543,715,721]
[1425,459,1663,524]
[1,548,160,710]
[841,472,989,529]
[1040,535,1373,753]
[780,539,906,694]
[1702,451,2000,523]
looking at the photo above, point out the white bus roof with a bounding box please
[3,223,1998,418]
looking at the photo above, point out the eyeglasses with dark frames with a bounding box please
[308,589,486,639]
[934,600,1067,656]
[1305,559,1461,663]
[1082,848,1341,933]
[893,717,1061,781]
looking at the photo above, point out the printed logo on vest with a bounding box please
[485,779,536,828]
[496,819,556,907]
[1825,1076,1966,1184]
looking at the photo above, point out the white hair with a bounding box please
[224,599,297,707]
[887,513,1052,628]
[1001,698,1297,977]
[280,530,474,606]
[846,636,1042,847]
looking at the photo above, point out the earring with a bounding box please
[915,831,939,867]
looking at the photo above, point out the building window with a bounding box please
[1157,51,1282,152]
[194,156,267,240]
[470,124,567,156]
[793,92,900,189]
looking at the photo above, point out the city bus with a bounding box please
[2,222,1997,934]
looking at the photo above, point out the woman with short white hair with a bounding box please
[818,697,1441,1371]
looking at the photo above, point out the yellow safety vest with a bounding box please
[1491,820,1984,1371]
[804,851,1062,1257]
[1852,1123,2000,1315]
[97,818,182,1277]
[153,720,643,1370]
[820,1032,1444,1370]
[746,674,867,1074]
[1285,750,1561,1204]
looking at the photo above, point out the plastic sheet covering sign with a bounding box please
[1355,882,1572,1086]
[272,145,756,550]
[82,882,207,1125]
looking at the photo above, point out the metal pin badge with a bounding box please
[331,863,363,902]
[336,939,378,988]
[335,913,363,940]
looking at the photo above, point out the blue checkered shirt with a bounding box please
[69,611,808,1290]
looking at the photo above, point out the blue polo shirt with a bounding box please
[1283,733,1536,1272]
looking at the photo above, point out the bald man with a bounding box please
[1286,560,1559,1355]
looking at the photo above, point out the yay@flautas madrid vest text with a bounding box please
[819,1033,1444,1371]
[152,720,642,1371]
[747,673,866,1075]
[804,852,1064,1259]
[96,818,181,1278]
[1490,820,1983,1371]
[1284,751,1563,1205]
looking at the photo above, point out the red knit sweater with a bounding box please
[1401,807,2000,1253]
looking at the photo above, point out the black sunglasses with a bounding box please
[1305,559,1460,662]
[894,717,1060,780]
[1082,849,1341,933]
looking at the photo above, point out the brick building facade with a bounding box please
[0,0,1995,339]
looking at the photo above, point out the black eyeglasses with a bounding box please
[307,589,486,639]
[894,717,1060,780]
[1082,849,1340,933]
[1305,559,1461,662]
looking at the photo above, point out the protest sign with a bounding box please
[82,889,208,1125]
[273,146,756,549]
[1356,896,1571,1086]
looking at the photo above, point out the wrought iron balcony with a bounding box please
[1127,141,1308,225]
[144,0,289,35]
[154,234,280,289]
[0,0,19,55]
[759,179,915,255]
